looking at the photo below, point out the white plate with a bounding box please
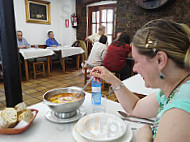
[72,123,133,142]
[76,113,127,142]
[45,107,86,123]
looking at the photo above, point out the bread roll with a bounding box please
[15,102,26,113]
[0,114,8,128]
[1,108,17,128]
[18,109,34,123]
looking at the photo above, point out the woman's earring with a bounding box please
[159,72,165,79]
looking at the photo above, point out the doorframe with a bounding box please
[86,1,117,38]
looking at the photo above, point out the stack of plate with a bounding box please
[72,113,133,142]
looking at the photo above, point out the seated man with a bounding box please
[17,31,30,49]
[46,31,59,47]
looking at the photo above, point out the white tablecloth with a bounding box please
[19,48,55,59]
[0,88,144,142]
[122,74,159,95]
[47,47,84,58]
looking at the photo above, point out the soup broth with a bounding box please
[48,93,84,104]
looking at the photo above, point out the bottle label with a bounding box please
[92,93,101,105]
[92,87,101,92]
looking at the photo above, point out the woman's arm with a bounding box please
[135,125,153,142]
[91,66,159,118]
[112,80,159,118]
[154,108,190,142]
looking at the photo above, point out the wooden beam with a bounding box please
[0,0,23,107]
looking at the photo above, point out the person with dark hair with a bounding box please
[103,33,132,80]
[99,35,107,44]
[46,31,59,47]
[17,31,30,49]
[85,35,108,67]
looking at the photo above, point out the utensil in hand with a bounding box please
[122,117,154,126]
[118,111,154,122]
[76,76,94,98]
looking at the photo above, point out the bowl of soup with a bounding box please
[43,87,85,118]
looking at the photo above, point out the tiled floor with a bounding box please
[0,67,118,110]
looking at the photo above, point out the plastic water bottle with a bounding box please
[91,78,102,113]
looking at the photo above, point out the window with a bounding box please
[88,4,116,45]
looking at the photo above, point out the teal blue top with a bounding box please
[152,80,190,139]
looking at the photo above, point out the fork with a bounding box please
[118,111,154,122]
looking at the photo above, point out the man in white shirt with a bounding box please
[85,25,106,44]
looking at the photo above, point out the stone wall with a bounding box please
[76,0,190,41]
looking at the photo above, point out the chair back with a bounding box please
[72,40,88,62]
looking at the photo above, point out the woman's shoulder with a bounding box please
[163,80,190,114]
[175,80,190,100]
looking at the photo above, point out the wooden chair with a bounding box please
[31,44,47,49]
[84,66,93,85]
[32,62,46,79]
[101,73,121,88]
[72,40,88,63]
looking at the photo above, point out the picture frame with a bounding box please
[25,0,51,24]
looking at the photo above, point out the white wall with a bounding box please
[13,0,76,46]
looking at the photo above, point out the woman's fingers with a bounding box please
[91,66,113,83]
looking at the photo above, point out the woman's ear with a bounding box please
[157,51,168,70]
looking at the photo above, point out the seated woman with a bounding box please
[91,19,190,142]
[103,33,132,80]
[85,35,108,68]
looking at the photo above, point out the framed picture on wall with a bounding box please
[25,0,51,24]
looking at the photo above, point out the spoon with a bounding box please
[122,117,154,126]
[118,111,154,122]
[76,76,94,97]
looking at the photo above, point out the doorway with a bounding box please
[87,3,116,54]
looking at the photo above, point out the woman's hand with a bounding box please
[90,66,120,85]
[135,125,153,142]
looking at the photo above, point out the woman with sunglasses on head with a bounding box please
[91,19,190,142]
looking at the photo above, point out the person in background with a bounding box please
[114,31,122,41]
[17,30,30,76]
[17,31,30,49]
[91,19,190,142]
[46,31,59,47]
[85,35,108,68]
[103,33,132,80]
[85,25,106,44]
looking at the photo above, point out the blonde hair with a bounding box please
[132,19,190,70]
[98,25,105,31]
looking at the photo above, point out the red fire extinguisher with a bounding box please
[71,13,78,28]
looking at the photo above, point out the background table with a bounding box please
[122,74,159,96]
[0,88,144,142]
[19,48,54,80]
[47,47,84,72]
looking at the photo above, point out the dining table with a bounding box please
[0,87,147,142]
[46,46,85,72]
[122,74,159,96]
[19,48,55,81]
